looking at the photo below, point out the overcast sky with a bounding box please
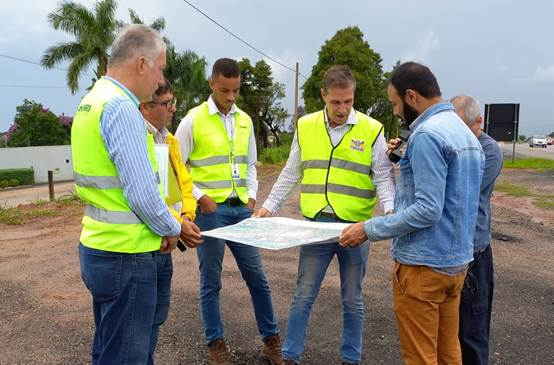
[1,0,553,135]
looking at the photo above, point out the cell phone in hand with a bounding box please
[177,239,187,252]
[389,129,411,164]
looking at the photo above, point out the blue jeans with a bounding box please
[148,252,173,365]
[282,229,370,364]
[79,243,158,365]
[195,204,279,344]
[459,244,494,365]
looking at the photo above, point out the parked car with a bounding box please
[527,135,548,148]
[547,136,553,145]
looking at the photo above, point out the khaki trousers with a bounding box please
[392,261,466,365]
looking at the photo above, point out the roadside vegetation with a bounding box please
[0,193,81,225]
[503,158,554,171]
[495,181,554,210]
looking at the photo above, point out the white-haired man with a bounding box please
[72,24,201,364]
[451,95,503,365]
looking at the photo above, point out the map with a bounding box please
[202,217,351,250]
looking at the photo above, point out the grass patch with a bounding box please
[0,203,61,225]
[494,181,533,197]
[56,192,81,204]
[533,199,554,210]
[259,144,291,164]
[503,158,554,171]
[0,206,23,225]
[495,181,554,210]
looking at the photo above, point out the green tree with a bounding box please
[302,26,397,139]
[237,59,288,150]
[41,0,119,94]
[7,100,69,147]
[165,46,210,131]
[549,132,554,138]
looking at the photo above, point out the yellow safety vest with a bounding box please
[187,102,251,203]
[72,77,163,253]
[298,110,383,222]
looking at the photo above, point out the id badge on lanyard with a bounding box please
[230,138,240,180]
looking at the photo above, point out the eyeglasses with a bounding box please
[148,97,177,110]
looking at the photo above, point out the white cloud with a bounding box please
[401,30,440,63]
[514,64,554,83]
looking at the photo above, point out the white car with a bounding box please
[527,135,548,148]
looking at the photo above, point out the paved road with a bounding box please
[500,143,554,160]
[0,181,74,208]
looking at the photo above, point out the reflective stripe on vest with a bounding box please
[84,205,142,224]
[72,78,162,253]
[188,102,251,203]
[298,110,383,222]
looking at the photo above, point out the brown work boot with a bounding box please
[261,334,284,365]
[208,339,231,365]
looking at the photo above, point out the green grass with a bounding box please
[259,144,291,164]
[494,181,534,197]
[494,181,554,210]
[0,206,23,225]
[0,202,61,225]
[503,158,554,171]
[534,199,554,209]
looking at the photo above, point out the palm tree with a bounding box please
[41,0,118,94]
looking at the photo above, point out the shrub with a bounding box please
[8,179,19,187]
[0,180,8,189]
[259,144,291,164]
[0,168,34,185]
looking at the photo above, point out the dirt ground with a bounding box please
[0,166,553,365]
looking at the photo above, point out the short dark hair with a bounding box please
[211,58,240,79]
[152,78,173,100]
[322,65,356,91]
[389,62,441,98]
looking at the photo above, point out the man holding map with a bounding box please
[254,65,395,365]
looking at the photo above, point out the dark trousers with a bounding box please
[459,244,494,365]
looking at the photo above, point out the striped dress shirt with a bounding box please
[99,77,181,237]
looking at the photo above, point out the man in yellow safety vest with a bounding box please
[254,65,396,365]
[175,58,282,365]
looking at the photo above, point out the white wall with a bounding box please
[0,145,73,183]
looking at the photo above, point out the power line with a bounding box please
[0,84,67,89]
[0,53,69,72]
[181,0,308,79]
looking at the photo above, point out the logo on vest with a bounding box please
[350,139,365,152]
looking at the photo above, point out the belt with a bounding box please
[219,197,243,207]
[314,211,353,223]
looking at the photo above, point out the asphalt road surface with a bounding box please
[500,143,554,160]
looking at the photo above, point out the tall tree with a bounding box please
[41,0,119,94]
[302,26,397,139]
[165,46,210,131]
[7,100,69,147]
[237,59,288,150]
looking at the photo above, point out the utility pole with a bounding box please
[293,62,299,129]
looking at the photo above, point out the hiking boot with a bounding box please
[261,334,284,365]
[342,362,358,365]
[208,339,231,365]
[283,359,298,365]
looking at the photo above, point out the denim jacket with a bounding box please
[364,102,484,267]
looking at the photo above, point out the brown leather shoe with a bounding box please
[208,339,231,365]
[261,334,284,365]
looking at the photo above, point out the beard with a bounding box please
[402,101,420,126]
